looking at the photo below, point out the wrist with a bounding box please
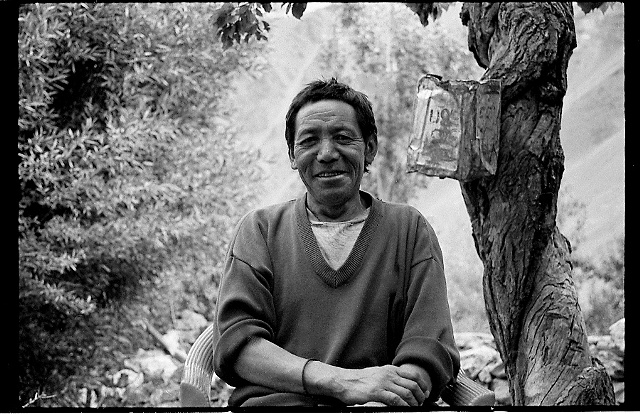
[303,360,348,400]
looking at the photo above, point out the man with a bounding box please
[214,78,459,407]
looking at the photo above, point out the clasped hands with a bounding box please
[304,361,432,407]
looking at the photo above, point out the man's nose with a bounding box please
[317,139,339,162]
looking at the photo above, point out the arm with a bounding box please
[236,336,430,406]
[216,211,431,406]
[391,213,460,402]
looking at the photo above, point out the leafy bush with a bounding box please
[573,236,624,335]
[18,3,266,406]
[556,187,624,335]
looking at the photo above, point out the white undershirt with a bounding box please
[306,207,370,270]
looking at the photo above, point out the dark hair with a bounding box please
[285,78,378,170]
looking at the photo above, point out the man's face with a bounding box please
[289,99,377,213]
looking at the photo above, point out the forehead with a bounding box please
[295,100,359,133]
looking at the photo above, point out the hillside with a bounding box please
[559,3,625,258]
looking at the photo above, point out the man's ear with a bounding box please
[365,135,378,165]
[289,151,298,170]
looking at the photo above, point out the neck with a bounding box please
[306,192,369,222]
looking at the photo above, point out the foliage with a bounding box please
[18,3,265,406]
[557,189,624,335]
[572,236,624,335]
[576,2,618,14]
[403,2,451,26]
[557,185,588,252]
[213,2,306,49]
[317,3,484,203]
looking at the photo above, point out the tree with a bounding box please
[458,2,614,405]
[213,1,618,406]
[18,3,265,406]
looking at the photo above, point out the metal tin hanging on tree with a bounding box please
[406,74,501,181]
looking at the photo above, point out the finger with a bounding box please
[387,382,423,406]
[396,366,430,393]
[392,376,426,405]
[378,390,411,407]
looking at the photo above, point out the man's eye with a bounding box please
[297,137,317,146]
[335,134,354,143]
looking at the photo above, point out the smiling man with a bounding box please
[213,78,459,407]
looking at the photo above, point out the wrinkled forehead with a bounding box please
[295,100,360,134]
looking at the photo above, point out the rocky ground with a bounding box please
[81,311,624,408]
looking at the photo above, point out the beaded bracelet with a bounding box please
[302,358,318,395]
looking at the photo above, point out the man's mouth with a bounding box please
[316,171,345,178]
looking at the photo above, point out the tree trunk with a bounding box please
[459,2,615,405]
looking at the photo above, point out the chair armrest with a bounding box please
[440,370,495,406]
[180,324,217,407]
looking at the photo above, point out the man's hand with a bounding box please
[306,362,431,406]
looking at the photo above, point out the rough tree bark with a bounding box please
[458,3,615,405]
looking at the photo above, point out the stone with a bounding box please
[455,332,495,350]
[478,360,504,384]
[162,329,187,361]
[124,382,155,406]
[177,309,210,332]
[112,368,144,389]
[149,383,180,406]
[491,378,512,406]
[126,349,178,384]
[609,318,625,353]
[490,361,506,379]
[613,381,625,405]
[460,345,501,379]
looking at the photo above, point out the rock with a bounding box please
[176,310,210,332]
[477,366,493,384]
[490,361,506,379]
[609,318,625,353]
[78,388,88,405]
[455,332,495,350]
[478,360,503,384]
[460,345,501,380]
[613,381,624,405]
[125,349,178,384]
[491,378,512,406]
[170,364,184,383]
[149,382,180,406]
[124,382,156,406]
[112,368,144,389]
[162,329,188,361]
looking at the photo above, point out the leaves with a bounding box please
[213,2,310,48]
[18,3,266,406]
[576,2,612,14]
[286,2,307,19]
[214,3,273,49]
[404,2,440,27]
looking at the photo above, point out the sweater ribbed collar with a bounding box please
[295,191,383,288]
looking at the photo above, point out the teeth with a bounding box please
[318,172,341,177]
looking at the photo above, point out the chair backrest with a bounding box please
[180,324,495,407]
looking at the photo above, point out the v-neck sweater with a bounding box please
[214,192,459,407]
[307,207,369,271]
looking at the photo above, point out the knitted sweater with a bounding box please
[213,192,460,406]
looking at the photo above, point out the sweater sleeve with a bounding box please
[391,213,460,402]
[213,213,277,387]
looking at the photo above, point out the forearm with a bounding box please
[235,336,309,394]
[235,337,429,406]
[235,337,350,399]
